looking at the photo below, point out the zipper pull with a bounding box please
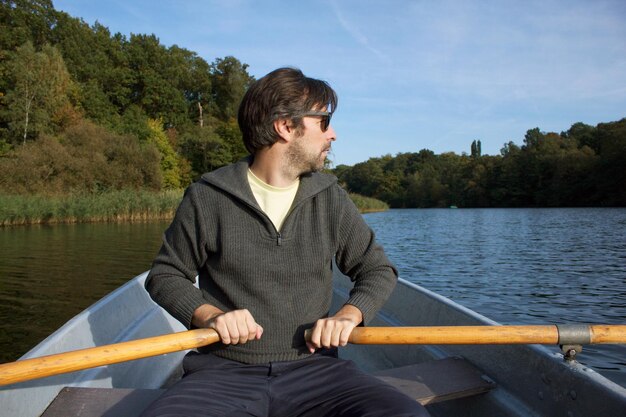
[277,233,282,246]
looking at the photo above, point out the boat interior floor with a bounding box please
[40,357,495,417]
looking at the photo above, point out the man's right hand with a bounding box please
[192,305,263,345]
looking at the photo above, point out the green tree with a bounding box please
[146,118,184,189]
[0,0,57,51]
[126,34,188,127]
[470,139,482,158]
[340,159,386,197]
[523,127,544,149]
[210,56,254,121]
[117,105,151,141]
[168,45,212,127]
[564,122,598,153]
[594,118,626,205]
[1,42,73,144]
[215,118,248,161]
[179,125,229,178]
[52,15,131,126]
[405,164,447,208]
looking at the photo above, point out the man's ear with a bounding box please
[274,118,295,143]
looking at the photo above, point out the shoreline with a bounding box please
[1,213,177,227]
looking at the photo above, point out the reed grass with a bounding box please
[0,189,183,226]
[0,190,387,226]
[349,193,389,213]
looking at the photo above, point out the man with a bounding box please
[142,67,429,416]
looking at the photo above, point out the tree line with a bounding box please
[1,1,624,207]
[0,0,251,194]
[334,120,626,207]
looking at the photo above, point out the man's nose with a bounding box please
[327,125,337,141]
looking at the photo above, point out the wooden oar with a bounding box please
[0,328,219,387]
[2,324,625,387]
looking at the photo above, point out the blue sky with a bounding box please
[53,0,626,166]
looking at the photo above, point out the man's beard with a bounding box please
[285,137,328,177]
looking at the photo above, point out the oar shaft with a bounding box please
[348,325,558,344]
[0,328,219,386]
[591,325,626,344]
[347,325,626,345]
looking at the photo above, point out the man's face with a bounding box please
[286,111,336,175]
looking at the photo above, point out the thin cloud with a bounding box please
[329,0,389,63]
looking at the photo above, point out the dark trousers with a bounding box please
[141,351,430,417]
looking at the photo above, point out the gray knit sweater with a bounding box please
[145,158,397,364]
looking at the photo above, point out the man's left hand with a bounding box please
[306,304,363,353]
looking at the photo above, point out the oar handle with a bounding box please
[305,325,626,345]
[0,328,219,387]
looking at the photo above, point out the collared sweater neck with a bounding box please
[200,157,337,219]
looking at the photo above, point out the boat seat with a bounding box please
[40,357,494,416]
[374,356,496,405]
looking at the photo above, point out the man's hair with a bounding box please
[238,67,338,154]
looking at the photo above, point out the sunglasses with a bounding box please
[298,111,333,132]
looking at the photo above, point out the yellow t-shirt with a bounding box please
[247,169,299,231]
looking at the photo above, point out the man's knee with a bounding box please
[337,382,430,417]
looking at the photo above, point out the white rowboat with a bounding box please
[0,270,625,416]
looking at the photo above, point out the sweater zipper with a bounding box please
[237,199,285,246]
[237,189,320,247]
[272,193,319,246]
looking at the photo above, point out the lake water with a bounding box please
[0,208,624,388]
[363,208,626,388]
[0,222,169,364]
